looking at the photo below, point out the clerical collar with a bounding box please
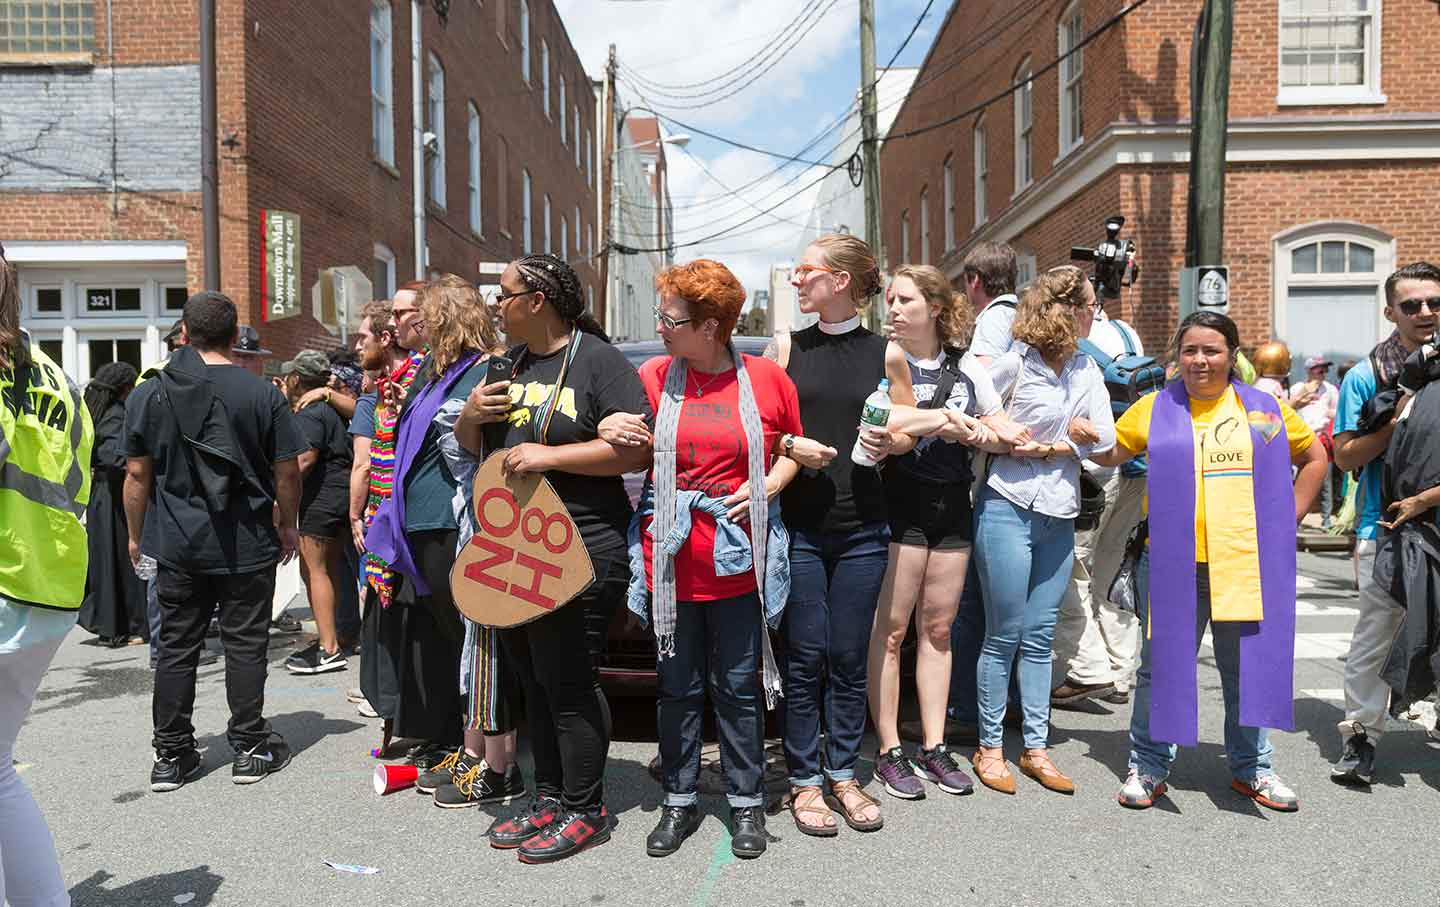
[817,314,861,335]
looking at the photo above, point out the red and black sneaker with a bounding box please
[488,797,561,850]
[516,808,611,864]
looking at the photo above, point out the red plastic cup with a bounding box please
[373,763,418,796]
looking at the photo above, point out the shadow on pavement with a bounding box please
[194,710,365,763]
[69,865,224,906]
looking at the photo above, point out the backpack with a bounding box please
[1077,322,1164,478]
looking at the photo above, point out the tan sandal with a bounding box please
[971,746,1017,795]
[825,779,883,832]
[788,785,838,837]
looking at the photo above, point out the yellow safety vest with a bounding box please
[0,339,94,610]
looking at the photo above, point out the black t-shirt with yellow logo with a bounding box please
[500,338,651,552]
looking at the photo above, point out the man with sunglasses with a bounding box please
[1330,261,1440,785]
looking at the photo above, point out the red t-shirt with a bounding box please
[638,354,802,602]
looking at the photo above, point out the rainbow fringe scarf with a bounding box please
[362,351,425,607]
[1147,379,1297,746]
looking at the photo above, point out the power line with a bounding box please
[618,0,831,96]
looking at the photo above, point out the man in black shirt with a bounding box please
[124,291,305,792]
[278,350,355,676]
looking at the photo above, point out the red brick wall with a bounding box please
[881,0,1440,354]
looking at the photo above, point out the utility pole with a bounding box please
[1181,0,1233,319]
[411,1,426,280]
[199,0,219,291]
[599,44,617,333]
[859,0,882,328]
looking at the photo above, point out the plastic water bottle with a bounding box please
[134,555,158,581]
[851,378,892,467]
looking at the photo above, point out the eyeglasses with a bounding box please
[492,288,536,305]
[653,305,692,331]
[1396,296,1440,317]
[392,306,420,319]
[792,264,836,281]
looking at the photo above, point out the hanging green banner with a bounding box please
[261,209,301,322]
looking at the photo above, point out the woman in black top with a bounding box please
[769,234,896,835]
[79,361,146,646]
[464,253,651,864]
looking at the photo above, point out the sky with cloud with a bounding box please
[553,0,940,305]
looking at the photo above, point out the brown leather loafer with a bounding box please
[1051,678,1117,707]
[971,747,1016,795]
[1019,749,1076,794]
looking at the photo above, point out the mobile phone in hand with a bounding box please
[484,354,515,387]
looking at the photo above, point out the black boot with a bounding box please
[730,806,767,859]
[646,804,702,857]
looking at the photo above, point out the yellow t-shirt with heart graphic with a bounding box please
[1113,388,1314,562]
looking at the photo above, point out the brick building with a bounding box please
[0,0,598,382]
[880,0,1440,378]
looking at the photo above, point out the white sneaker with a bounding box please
[1116,769,1167,809]
[356,699,380,719]
[1232,773,1299,812]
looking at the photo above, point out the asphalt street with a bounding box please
[19,549,1439,907]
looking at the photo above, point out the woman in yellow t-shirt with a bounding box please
[1091,311,1326,813]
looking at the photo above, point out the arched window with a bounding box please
[1272,222,1395,383]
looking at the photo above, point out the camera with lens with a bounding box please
[1071,215,1139,299]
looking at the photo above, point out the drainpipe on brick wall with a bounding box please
[200,0,220,290]
[411,0,426,280]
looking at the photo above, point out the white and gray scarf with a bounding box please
[651,341,782,707]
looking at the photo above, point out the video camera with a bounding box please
[1071,215,1139,299]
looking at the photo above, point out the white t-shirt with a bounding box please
[1081,315,1144,477]
[1291,379,1339,433]
[970,294,1019,360]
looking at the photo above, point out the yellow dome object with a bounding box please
[1252,341,1292,378]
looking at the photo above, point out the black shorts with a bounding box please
[299,506,346,539]
[883,469,974,551]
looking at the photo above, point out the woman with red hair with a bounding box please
[607,259,802,860]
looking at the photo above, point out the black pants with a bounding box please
[500,544,624,812]
[391,530,466,748]
[359,584,400,721]
[152,565,275,756]
[656,594,765,807]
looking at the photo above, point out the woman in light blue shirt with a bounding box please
[971,265,1115,796]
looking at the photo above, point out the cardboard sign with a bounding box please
[451,451,595,628]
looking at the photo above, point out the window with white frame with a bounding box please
[426,53,446,208]
[561,215,569,261]
[588,223,594,257]
[559,74,567,142]
[574,205,581,254]
[467,103,481,234]
[497,136,509,234]
[519,0,529,82]
[942,155,956,253]
[1015,252,1037,291]
[370,1,394,166]
[899,210,910,264]
[1058,5,1084,155]
[918,190,930,265]
[574,109,581,167]
[1275,224,1394,383]
[1279,0,1383,105]
[541,40,550,118]
[973,122,988,227]
[522,168,532,254]
[543,193,552,253]
[373,243,397,299]
[586,128,593,185]
[1014,58,1032,191]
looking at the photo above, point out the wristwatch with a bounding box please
[782,433,795,455]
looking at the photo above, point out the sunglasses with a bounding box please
[1396,296,1440,317]
[653,305,692,331]
[492,288,536,305]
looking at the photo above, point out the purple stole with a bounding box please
[1146,379,1296,746]
[365,351,484,596]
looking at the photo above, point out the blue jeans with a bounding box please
[974,490,1074,749]
[783,523,889,786]
[656,594,765,808]
[1128,556,1274,782]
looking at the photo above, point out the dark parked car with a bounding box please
[599,336,773,694]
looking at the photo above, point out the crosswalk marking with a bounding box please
[1203,631,1353,660]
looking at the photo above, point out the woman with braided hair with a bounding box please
[79,361,149,646]
[464,253,651,864]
